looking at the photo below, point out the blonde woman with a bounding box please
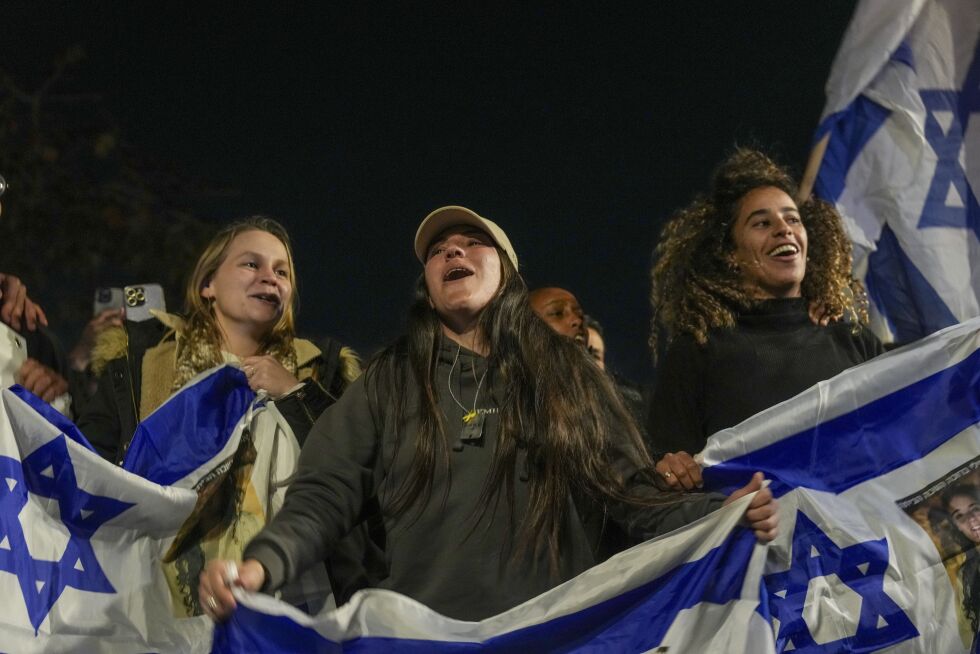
[76,216,360,615]
[78,216,358,462]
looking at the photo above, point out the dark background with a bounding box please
[0,2,856,382]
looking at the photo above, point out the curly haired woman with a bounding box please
[647,148,884,490]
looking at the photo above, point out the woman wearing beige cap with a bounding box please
[199,206,778,622]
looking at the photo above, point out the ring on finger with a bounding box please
[662,471,673,479]
[207,595,218,612]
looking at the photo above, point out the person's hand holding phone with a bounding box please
[69,308,125,372]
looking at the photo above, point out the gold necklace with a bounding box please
[447,343,489,424]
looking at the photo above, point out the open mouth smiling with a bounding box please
[767,243,800,259]
[251,292,281,307]
[444,267,474,282]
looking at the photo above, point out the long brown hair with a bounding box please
[173,216,298,389]
[649,148,869,358]
[367,248,672,572]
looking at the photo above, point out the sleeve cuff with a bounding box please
[244,541,289,594]
[275,382,307,400]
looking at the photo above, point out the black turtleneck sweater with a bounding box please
[647,298,884,457]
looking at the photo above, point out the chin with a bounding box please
[249,314,282,330]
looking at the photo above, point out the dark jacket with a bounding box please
[245,340,725,621]
[647,298,885,458]
[75,314,359,463]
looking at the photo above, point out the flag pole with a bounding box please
[798,131,830,203]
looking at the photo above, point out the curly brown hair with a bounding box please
[649,148,869,357]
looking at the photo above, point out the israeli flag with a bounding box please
[0,365,284,653]
[215,318,980,653]
[812,0,980,343]
[0,386,212,653]
[703,316,980,653]
[213,493,771,654]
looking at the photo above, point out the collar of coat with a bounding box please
[91,311,331,420]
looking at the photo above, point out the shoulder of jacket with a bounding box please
[150,309,185,332]
[294,338,322,368]
[296,337,363,384]
[90,314,176,377]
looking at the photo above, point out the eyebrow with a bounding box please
[428,230,491,250]
[542,299,580,309]
[744,206,800,221]
[235,251,289,266]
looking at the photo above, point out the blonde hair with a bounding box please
[649,148,869,358]
[173,216,298,389]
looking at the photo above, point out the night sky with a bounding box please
[2,2,856,382]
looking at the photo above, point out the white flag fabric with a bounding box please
[213,318,980,653]
[702,316,980,653]
[0,364,309,653]
[4,321,979,652]
[0,321,26,390]
[0,386,212,653]
[813,0,980,343]
[211,494,770,653]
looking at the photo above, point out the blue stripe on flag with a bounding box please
[865,224,959,341]
[123,366,255,485]
[704,345,980,496]
[813,95,891,203]
[212,529,758,653]
[9,384,96,453]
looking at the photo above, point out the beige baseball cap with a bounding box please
[414,206,519,271]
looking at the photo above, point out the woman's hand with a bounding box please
[17,358,69,402]
[724,471,779,542]
[0,274,48,332]
[69,308,124,371]
[655,451,703,490]
[198,559,266,622]
[241,354,299,398]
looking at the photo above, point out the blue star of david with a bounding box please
[763,511,918,653]
[0,435,133,633]
[917,40,980,240]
